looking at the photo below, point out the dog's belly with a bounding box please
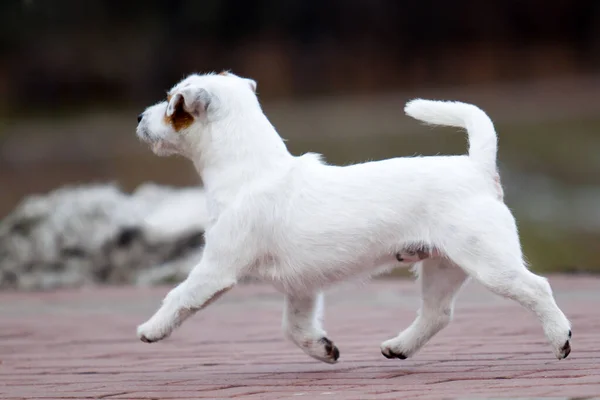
[253,250,414,295]
[243,154,488,294]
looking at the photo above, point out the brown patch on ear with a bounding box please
[164,96,194,131]
[218,71,229,76]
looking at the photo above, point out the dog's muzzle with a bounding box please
[136,124,152,143]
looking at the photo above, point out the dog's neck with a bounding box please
[193,112,293,211]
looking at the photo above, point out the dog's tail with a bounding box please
[404,99,498,176]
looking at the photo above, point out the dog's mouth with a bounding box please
[135,128,172,155]
[136,127,174,154]
[136,125,153,142]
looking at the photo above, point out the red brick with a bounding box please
[0,276,599,399]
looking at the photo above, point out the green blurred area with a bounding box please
[284,117,600,275]
[2,105,598,274]
[1,1,599,277]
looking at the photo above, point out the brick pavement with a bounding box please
[1,276,599,399]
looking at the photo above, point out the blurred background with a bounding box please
[1,0,599,284]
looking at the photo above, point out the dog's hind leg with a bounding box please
[443,200,572,359]
[381,258,468,359]
[137,257,237,343]
[283,292,340,364]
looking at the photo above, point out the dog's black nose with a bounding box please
[137,114,143,123]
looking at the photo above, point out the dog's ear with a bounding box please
[166,87,212,118]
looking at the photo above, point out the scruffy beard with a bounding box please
[151,140,179,157]
[136,125,179,157]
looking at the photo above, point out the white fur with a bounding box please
[135,72,571,363]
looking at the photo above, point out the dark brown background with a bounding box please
[1,0,599,272]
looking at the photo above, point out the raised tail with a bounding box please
[404,99,498,176]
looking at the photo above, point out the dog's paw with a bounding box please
[380,338,415,360]
[315,337,340,364]
[544,319,572,360]
[304,337,340,364]
[554,329,572,360]
[381,348,407,359]
[137,319,172,343]
[290,335,340,364]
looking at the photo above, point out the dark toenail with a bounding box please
[332,346,340,361]
[320,337,332,345]
[319,337,338,359]
[320,337,333,353]
[386,350,407,359]
[568,330,572,339]
[140,335,152,343]
[382,350,394,359]
[561,340,571,359]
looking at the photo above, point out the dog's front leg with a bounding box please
[137,257,237,343]
[282,292,340,364]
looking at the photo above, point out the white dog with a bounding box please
[135,71,571,364]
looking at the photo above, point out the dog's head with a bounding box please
[136,71,258,158]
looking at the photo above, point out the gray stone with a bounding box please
[0,183,208,290]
